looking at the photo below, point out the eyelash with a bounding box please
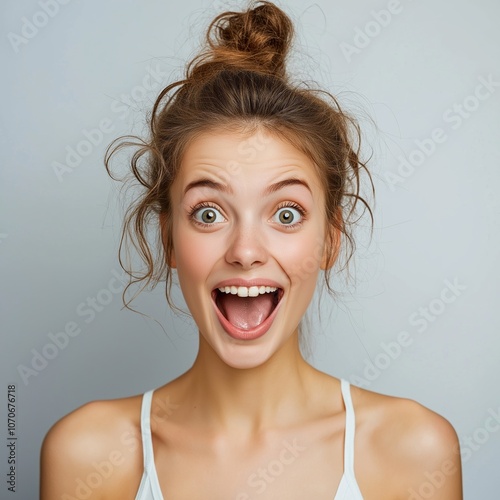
[188,202,224,228]
[187,201,307,228]
[274,202,307,229]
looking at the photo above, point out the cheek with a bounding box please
[172,225,221,283]
[277,237,324,292]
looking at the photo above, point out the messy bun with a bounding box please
[189,1,293,80]
[105,0,373,310]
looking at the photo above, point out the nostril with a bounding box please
[224,236,268,268]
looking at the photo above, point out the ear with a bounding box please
[320,221,341,271]
[159,212,176,269]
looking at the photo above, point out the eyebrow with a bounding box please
[183,179,233,196]
[183,177,312,196]
[264,178,312,196]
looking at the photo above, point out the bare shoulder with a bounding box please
[351,384,463,499]
[40,395,144,500]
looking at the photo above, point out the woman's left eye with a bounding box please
[272,205,304,226]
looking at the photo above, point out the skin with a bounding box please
[40,129,463,499]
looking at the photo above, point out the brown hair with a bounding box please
[105,0,373,310]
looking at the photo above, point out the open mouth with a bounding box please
[212,285,283,339]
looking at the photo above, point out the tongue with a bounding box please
[217,293,275,330]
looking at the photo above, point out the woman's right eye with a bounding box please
[191,205,225,225]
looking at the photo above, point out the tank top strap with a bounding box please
[340,378,356,476]
[140,390,155,469]
[136,389,165,500]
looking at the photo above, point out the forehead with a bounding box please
[175,128,323,192]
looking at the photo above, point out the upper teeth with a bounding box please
[218,286,278,297]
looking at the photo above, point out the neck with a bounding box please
[179,331,318,435]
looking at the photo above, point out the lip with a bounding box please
[211,279,284,341]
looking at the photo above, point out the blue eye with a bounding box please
[273,206,303,226]
[192,205,225,225]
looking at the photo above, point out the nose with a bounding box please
[225,221,268,270]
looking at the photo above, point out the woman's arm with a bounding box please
[383,398,463,499]
[354,387,463,499]
[400,403,463,499]
[40,400,142,500]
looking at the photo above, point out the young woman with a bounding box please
[40,2,463,498]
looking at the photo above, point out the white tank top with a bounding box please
[135,378,363,499]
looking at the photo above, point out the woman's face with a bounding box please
[168,128,331,369]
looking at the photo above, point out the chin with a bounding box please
[216,347,278,371]
[204,326,287,371]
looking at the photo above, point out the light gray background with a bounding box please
[1,0,499,498]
